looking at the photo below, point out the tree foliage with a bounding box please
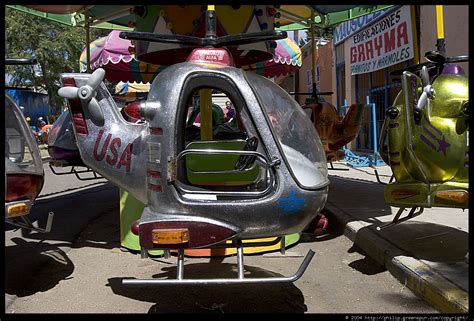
[5,7,110,116]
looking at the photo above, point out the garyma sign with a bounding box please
[348,6,414,75]
[333,7,394,45]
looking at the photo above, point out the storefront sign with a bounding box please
[333,7,395,45]
[348,6,414,75]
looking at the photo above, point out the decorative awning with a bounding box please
[79,30,165,83]
[243,37,302,78]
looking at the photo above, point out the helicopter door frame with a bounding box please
[173,72,277,199]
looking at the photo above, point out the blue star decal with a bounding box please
[278,190,306,214]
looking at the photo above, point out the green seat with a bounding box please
[185,140,260,186]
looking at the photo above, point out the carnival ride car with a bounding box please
[57,8,329,284]
[377,50,468,230]
[302,98,364,163]
[5,58,54,233]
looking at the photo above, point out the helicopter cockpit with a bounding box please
[5,58,54,233]
[173,71,328,198]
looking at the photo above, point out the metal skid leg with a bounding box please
[176,249,184,280]
[49,164,103,181]
[328,162,349,171]
[6,211,54,233]
[122,242,316,285]
[377,207,424,230]
[372,166,394,185]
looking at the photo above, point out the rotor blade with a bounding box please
[87,68,105,90]
[58,87,79,99]
[216,30,287,47]
[389,62,435,76]
[120,31,204,46]
[421,66,430,88]
[5,58,37,65]
[87,98,104,123]
[445,55,469,63]
[417,92,428,111]
[120,30,287,48]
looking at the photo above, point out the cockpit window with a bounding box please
[244,72,328,189]
[5,96,43,175]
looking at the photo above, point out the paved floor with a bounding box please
[323,162,469,313]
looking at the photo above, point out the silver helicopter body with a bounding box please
[60,49,329,249]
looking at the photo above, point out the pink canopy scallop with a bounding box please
[80,30,165,83]
[242,37,302,78]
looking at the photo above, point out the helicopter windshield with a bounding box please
[245,72,328,189]
[5,95,43,176]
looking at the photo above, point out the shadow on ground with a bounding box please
[5,183,120,297]
[5,238,75,297]
[356,222,469,263]
[325,175,469,264]
[108,260,307,313]
[6,182,120,247]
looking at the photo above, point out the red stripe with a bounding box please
[148,183,163,192]
[147,170,161,178]
[150,128,163,135]
[63,78,88,135]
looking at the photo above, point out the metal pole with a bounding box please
[236,240,245,280]
[205,5,216,39]
[85,9,91,73]
[367,96,378,166]
[310,10,317,100]
[435,5,446,55]
[177,249,184,280]
[199,5,216,141]
[293,30,300,103]
[199,89,213,140]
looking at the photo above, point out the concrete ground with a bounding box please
[4,158,467,313]
[323,162,469,313]
[5,162,439,314]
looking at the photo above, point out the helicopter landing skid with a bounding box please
[371,166,394,185]
[328,162,349,171]
[6,211,54,233]
[376,207,424,231]
[49,162,103,181]
[122,241,315,285]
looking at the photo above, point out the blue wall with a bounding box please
[5,89,50,124]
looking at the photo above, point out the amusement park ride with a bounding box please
[303,98,364,163]
[5,58,54,233]
[377,50,469,230]
[6,4,468,285]
[57,7,329,284]
[375,5,469,230]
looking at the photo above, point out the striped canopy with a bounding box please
[243,37,302,78]
[114,81,150,103]
[80,30,301,82]
[79,30,166,83]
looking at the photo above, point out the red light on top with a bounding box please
[186,48,234,67]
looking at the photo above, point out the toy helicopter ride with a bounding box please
[377,49,468,230]
[58,8,329,285]
[301,92,364,166]
[47,109,103,181]
[294,23,364,168]
[5,58,54,233]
